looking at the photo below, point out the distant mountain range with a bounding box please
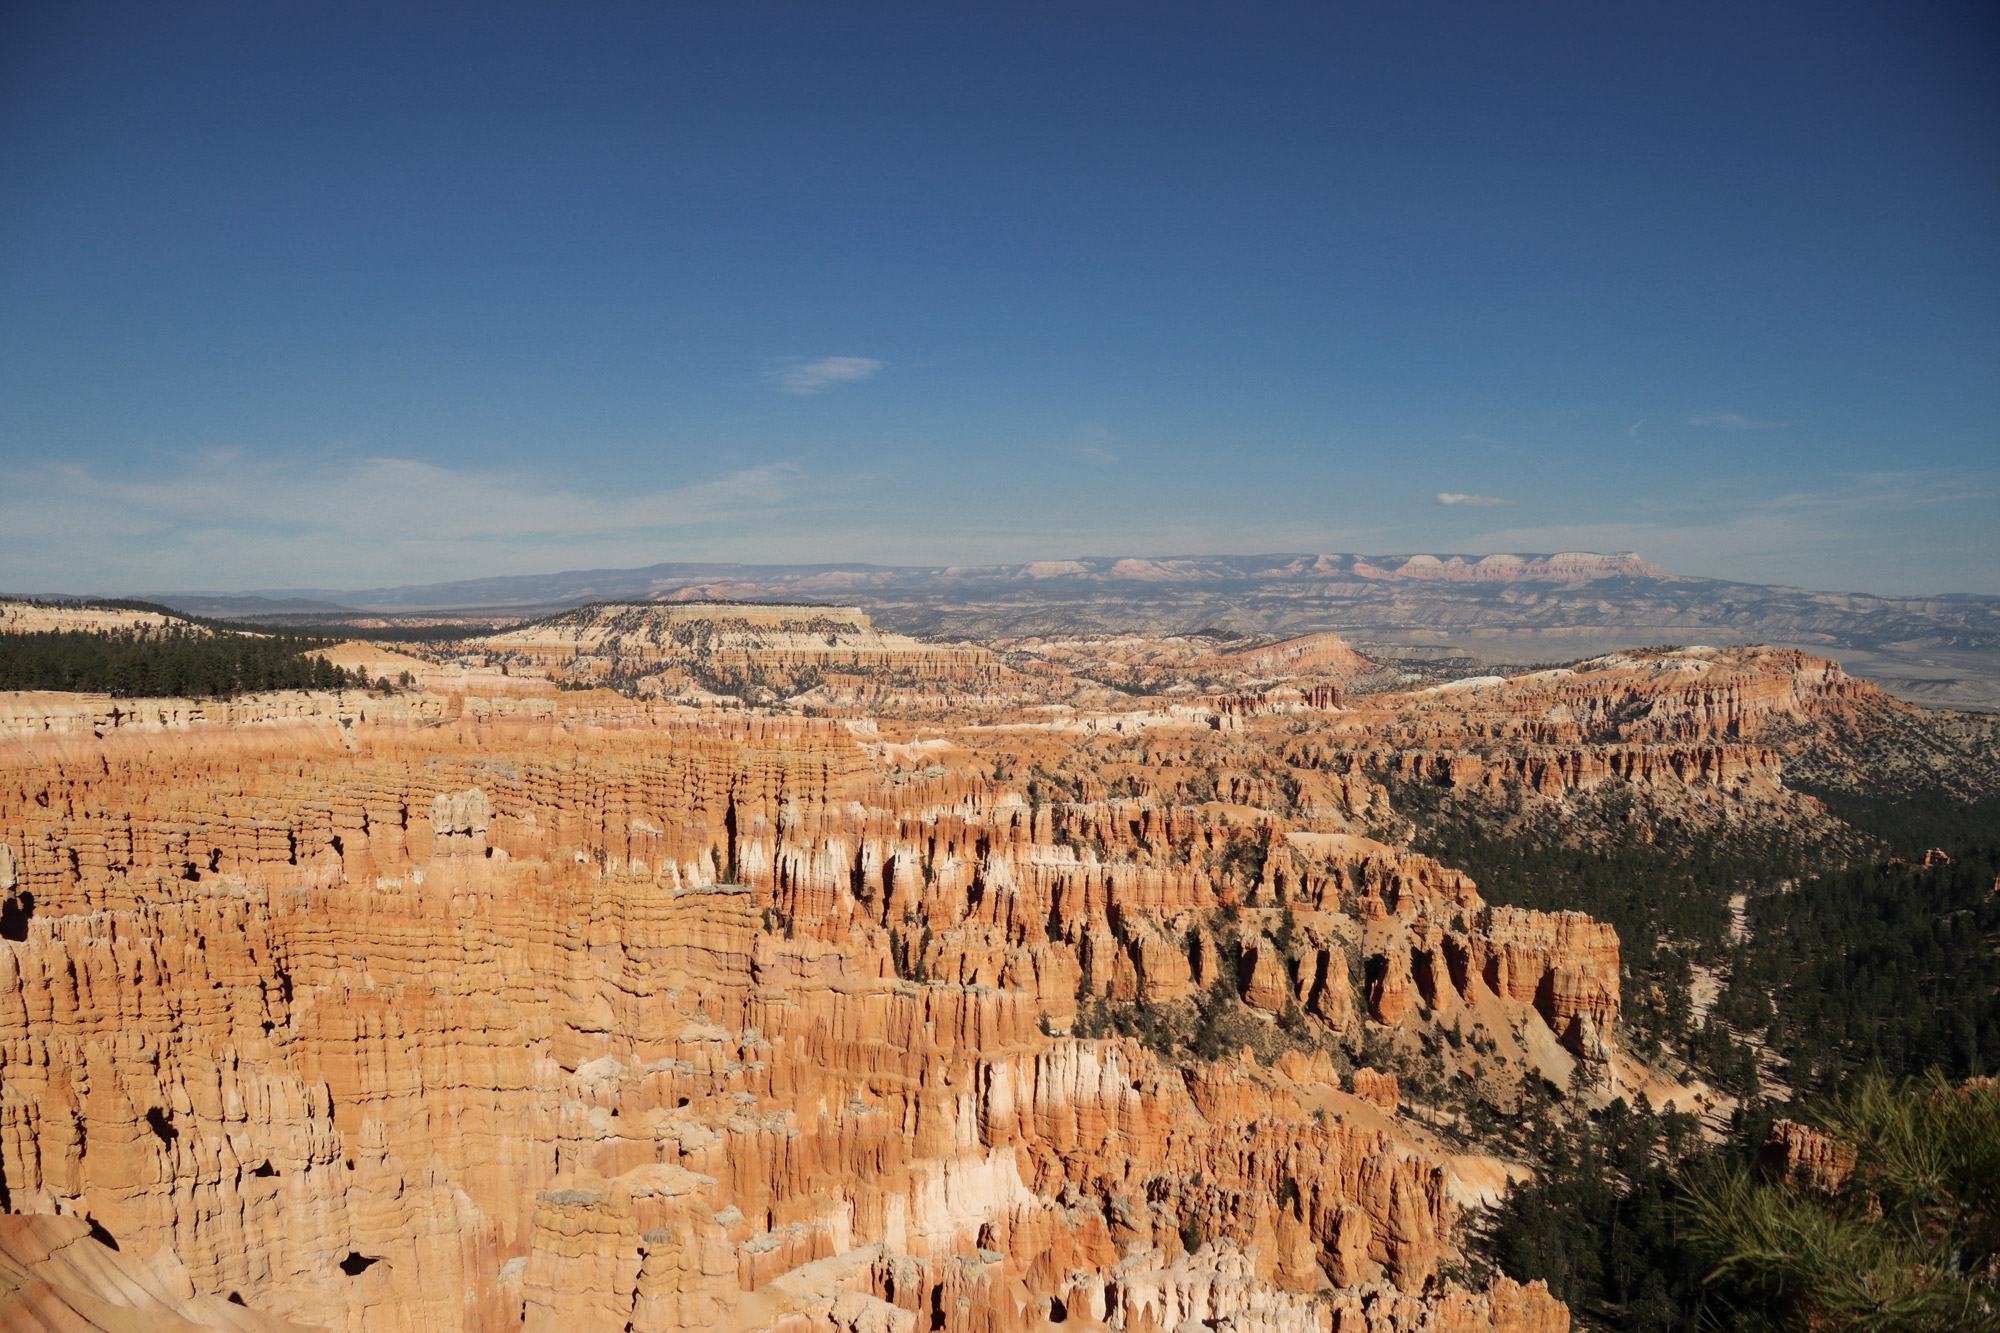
[175,551,1665,610]
[139,551,2000,709]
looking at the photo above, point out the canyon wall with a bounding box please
[0,679,1602,1332]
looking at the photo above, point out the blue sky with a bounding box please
[2,3,1995,595]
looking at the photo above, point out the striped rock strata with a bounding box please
[0,690,1584,1332]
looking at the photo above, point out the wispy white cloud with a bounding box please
[0,454,818,592]
[1687,412,1795,430]
[769,356,884,395]
[1076,427,1119,463]
[1436,492,1515,507]
[1629,419,1645,438]
[0,443,1403,594]
[1761,469,1996,512]
[6,444,1989,599]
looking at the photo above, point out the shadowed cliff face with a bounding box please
[0,642,1897,1332]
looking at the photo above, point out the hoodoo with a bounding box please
[0,617,1935,1332]
[11,3,1995,1323]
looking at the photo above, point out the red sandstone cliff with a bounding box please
[0,645,1878,1330]
[0,681,1598,1332]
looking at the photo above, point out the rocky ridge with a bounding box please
[1,601,203,636]
[458,603,1004,704]
[195,552,2000,709]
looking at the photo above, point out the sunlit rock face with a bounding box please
[0,638,1859,1330]
[466,602,1005,701]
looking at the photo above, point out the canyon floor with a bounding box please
[2,601,1991,1332]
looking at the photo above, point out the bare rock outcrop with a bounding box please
[1758,1120,1855,1192]
[0,647,1797,1333]
[0,1213,317,1332]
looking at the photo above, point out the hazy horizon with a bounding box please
[5,4,1996,597]
[14,547,2000,608]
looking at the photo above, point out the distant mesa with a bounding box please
[464,599,991,701]
[227,550,1671,614]
[1350,552,1661,582]
[511,599,877,632]
[1019,560,1093,579]
[140,594,365,619]
[652,582,794,603]
[0,601,202,636]
[86,549,2000,710]
[435,604,1384,713]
